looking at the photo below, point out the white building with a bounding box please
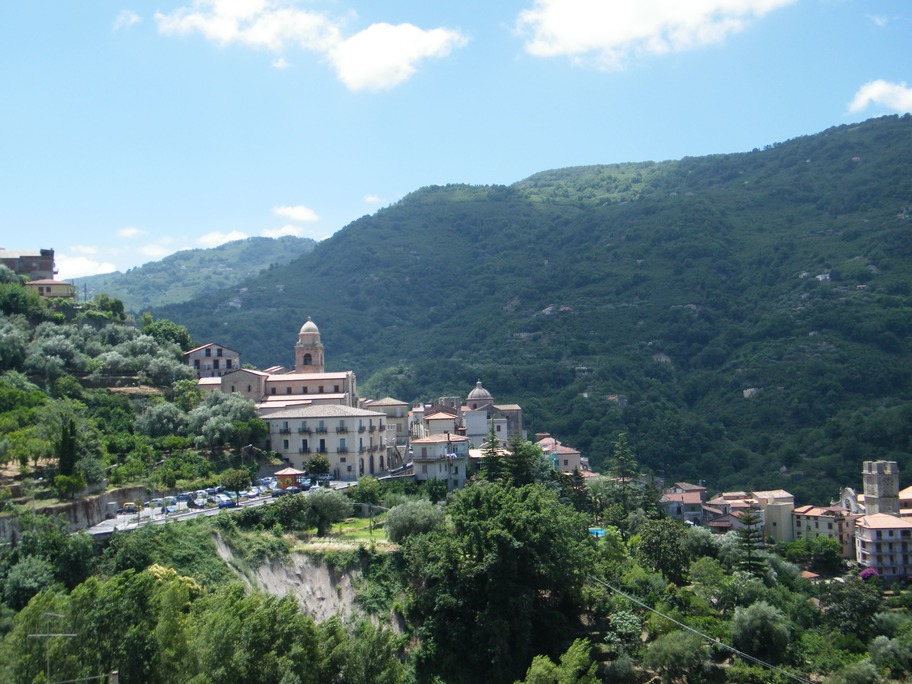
[411,433,469,491]
[184,343,241,378]
[855,513,912,580]
[262,404,388,480]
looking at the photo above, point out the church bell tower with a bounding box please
[294,317,325,373]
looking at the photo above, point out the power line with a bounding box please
[587,575,812,684]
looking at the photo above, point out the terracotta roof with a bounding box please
[274,467,306,476]
[265,371,351,382]
[856,513,912,530]
[367,397,408,407]
[25,279,70,285]
[663,492,703,505]
[261,404,386,419]
[425,412,457,421]
[198,377,222,386]
[412,434,469,445]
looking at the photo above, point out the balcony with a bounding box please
[369,425,377,433]
[358,446,367,453]
[316,427,328,434]
[279,428,291,434]
[298,428,312,434]
[336,427,349,434]
[358,426,366,433]
[338,446,349,454]
[317,447,327,454]
[299,448,311,454]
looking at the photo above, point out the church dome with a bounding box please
[299,317,319,334]
[467,380,493,401]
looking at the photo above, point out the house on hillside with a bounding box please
[855,513,912,580]
[184,343,240,378]
[752,489,795,543]
[0,248,56,280]
[411,433,469,490]
[793,505,857,558]
[535,433,588,474]
[361,396,410,446]
[23,279,75,299]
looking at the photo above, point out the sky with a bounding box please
[1,1,910,281]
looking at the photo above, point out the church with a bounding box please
[198,317,392,480]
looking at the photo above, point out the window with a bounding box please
[247,385,251,392]
[271,387,276,395]
[303,353,312,366]
[564,460,569,466]
[286,387,292,394]
[226,359,232,369]
[283,440,288,450]
[205,348,211,357]
[334,385,340,393]
[339,438,346,450]
[216,348,223,357]
[194,359,200,369]
[231,385,235,392]
[318,386,324,393]
[340,457,346,463]
[422,464,428,474]
[213,360,219,369]
[496,425,501,432]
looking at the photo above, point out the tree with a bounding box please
[352,475,381,505]
[307,488,353,536]
[731,600,791,665]
[425,478,447,504]
[609,433,638,509]
[384,500,444,543]
[821,573,883,640]
[141,316,194,350]
[172,378,204,412]
[479,427,506,482]
[219,467,252,502]
[518,638,597,684]
[3,555,57,610]
[633,518,690,585]
[54,473,85,499]
[136,401,187,438]
[57,416,78,476]
[644,630,708,684]
[306,453,331,477]
[408,482,594,683]
[736,509,766,577]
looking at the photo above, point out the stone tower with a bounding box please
[294,317,325,373]
[863,460,900,516]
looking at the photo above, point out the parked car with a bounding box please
[117,502,139,514]
[187,498,206,509]
[176,493,191,502]
[285,486,301,495]
[271,488,290,498]
[217,498,237,509]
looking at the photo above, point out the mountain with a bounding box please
[155,115,912,502]
[72,235,315,312]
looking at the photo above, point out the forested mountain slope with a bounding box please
[157,115,912,502]
[73,235,315,312]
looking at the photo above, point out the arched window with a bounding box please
[303,353,312,365]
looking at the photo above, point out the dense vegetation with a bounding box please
[73,235,315,312]
[150,115,912,502]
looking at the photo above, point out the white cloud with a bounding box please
[516,0,796,69]
[71,245,99,256]
[196,230,249,248]
[139,243,179,259]
[868,14,888,28]
[328,23,468,92]
[114,9,141,31]
[273,204,319,222]
[56,254,118,280]
[849,80,912,114]
[262,225,303,238]
[117,226,145,238]
[155,1,340,52]
[155,1,466,91]
[364,194,381,204]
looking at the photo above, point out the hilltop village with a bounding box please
[192,317,912,583]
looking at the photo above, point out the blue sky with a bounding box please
[2,1,910,280]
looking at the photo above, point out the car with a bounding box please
[245,487,260,498]
[300,479,312,491]
[285,486,301,495]
[187,498,206,509]
[117,502,139,514]
[217,498,237,509]
[176,493,191,502]
[271,488,290,498]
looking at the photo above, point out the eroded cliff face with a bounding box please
[213,536,361,623]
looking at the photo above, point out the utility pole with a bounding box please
[27,612,75,683]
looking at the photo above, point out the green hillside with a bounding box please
[72,235,315,312]
[156,115,912,502]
